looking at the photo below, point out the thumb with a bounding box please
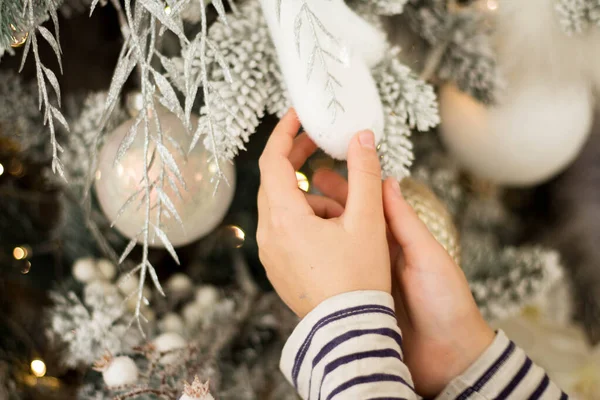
[382,177,439,256]
[344,130,384,228]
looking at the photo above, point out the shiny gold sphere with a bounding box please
[400,178,461,265]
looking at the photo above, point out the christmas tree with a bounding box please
[1,0,599,398]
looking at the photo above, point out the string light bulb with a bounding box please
[164,5,172,15]
[30,359,46,377]
[296,171,310,192]
[13,246,29,260]
[0,163,4,176]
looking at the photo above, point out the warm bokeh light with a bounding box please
[0,163,4,176]
[31,359,46,377]
[486,0,498,11]
[296,171,310,192]
[13,246,28,260]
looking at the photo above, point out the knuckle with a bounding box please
[350,163,382,180]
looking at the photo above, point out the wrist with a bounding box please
[427,318,496,397]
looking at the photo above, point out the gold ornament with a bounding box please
[400,178,461,265]
[10,24,28,48]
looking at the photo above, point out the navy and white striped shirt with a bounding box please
[280,291,568,400]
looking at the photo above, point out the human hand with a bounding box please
[311,170,495,398]
[256,109,391,318]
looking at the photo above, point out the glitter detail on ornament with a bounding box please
[400,178,461,265]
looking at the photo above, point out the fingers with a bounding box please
[305,194,344,219]
[382,177,439,256]
[259,109,312,214]
[289,132,317,170]
[313,168,349,206]
[344,131,384,226]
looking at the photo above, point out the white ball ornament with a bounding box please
[96,259,117,281]
[438,82,593,186]
[182,301,204,327]
[99,356,139,387]
[72,257,99,283]
[153,332,187,365]
[117,274,140,296]
[166,273,194,298]
[158,312,186,334]
[259,0,384,159]
[194,285,219,309]
[95,107,236,248]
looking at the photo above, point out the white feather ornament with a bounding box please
[259,0,385,159]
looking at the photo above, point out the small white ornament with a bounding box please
[158,313,186,334]
[94,354,139,388]
[179,376,214,400]
[153,332,187,365]
[260,0,385,160]
[117,274,140,296]
[182,301,204,327]
[166,273,194,298]
[95,107,236,248]
[96,259,117,281]
[194,286,219,309]
[438,82,593,186]
[72,257,99,283]
[125,287,153,313]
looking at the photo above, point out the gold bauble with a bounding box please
[400,178,461,265]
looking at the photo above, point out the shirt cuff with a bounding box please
[436,330,566,400]
[280,290,407,399]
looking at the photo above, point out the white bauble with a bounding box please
[260,0,384,159]
[95,108,236,248]
[72,257,98,283]
[166,273,194,298]
[96,259,117,281]
[194,285,219,309]
[439,82,593,186]
[153,332,187,365]
[182,301,204,327]
[158,312,186,334]
[117,274,140,296]
[102,356,139,387]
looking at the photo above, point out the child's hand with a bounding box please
[312,171,495,398]
[256,109,391,318]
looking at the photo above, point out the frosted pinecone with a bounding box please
[374,48,439,179]
[199,0,276,160]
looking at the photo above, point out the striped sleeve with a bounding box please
[436,330,569,400]
[279,290,417,400]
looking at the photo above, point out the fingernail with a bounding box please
[391,179,402,197]
[358,131,375,149]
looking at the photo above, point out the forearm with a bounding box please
[280,290,418,400]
